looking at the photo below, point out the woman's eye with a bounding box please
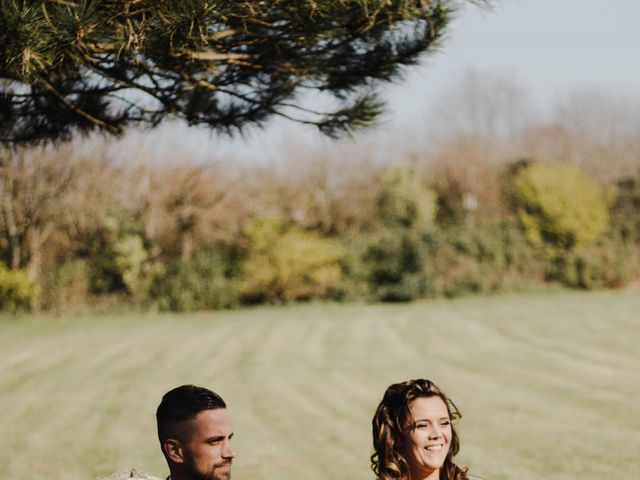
[440,421,450,427]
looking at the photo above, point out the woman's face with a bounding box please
[403,396,452,479]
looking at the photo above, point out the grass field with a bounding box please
[1,289,639,480]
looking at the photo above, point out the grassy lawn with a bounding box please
[1,289,639,480]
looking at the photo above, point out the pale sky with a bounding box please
[120,0,640,163]
[386,0,640,120]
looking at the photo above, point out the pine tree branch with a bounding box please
[0,0,487,144]
[34,74,121,134]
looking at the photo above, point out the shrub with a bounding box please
[87,217,157,298]
[611,174,640,242]
[363,166,438,302]
[111,234,151,296]
[152,249,241,311]
[511,161,609,252]
[428,248,497,298]
[363,229,431,301]
[38,259,91,310]
[0,263,38,311]
[377,165,437,231]
[335,234,371,300]
[424,218,546,298]
[241,218,344,303]
[362,217,547,302]
[549,234,639,289]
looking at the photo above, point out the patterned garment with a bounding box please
[97,470,162,480]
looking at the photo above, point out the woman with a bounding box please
[371,379,481,480]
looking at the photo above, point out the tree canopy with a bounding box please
[0,0,479,144]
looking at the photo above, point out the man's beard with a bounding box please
[186,461,232,480]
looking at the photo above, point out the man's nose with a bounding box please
[222,440,235,459]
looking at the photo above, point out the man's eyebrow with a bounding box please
[205,432,234,442]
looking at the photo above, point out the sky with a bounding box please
[120,0,640,163]
[385,0,640,119]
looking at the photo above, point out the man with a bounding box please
[156,385,235,480]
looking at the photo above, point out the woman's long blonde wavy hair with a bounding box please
[371,379,468,480]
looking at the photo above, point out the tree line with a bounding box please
[2,79,639,311]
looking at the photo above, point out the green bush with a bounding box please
[111,234,152,296]
[241,218,344,303]
[611,174,640,242]
[363,229,431,302]
[549,234,639,289]
[152,249,241,312]
[363,166,438,302]
[428,250,497,298]
[87,216,157,298]
[511,161,609,252]
[377,165,437,231]
[334,235,371,301]
[361,218,547,302]
[0,263,38,311]
[38,259,91,310]
[424,219,546,298]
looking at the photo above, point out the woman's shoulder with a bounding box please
[467,475,484,480]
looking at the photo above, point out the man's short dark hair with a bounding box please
[156,384,226,443]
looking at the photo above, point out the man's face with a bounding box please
[180,408,235,480]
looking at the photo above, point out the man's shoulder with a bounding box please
[98,469,162,480]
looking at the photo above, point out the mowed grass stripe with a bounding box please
[0,289,638,480]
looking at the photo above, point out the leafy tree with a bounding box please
[363,165,437,301]
[241,217,344,303]
[377,164,437,231]
[0,260,37,310]
[0,0,482,144]
[510,161,609,253]
[612,173,640,242]
[0,145,74,278]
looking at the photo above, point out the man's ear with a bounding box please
[163,438,184,464]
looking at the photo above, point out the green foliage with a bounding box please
[0,0,465,143]
[111,233,153,297]
[0,262,37,310]
[38,259,91,310]
[5,149,638,311]
[241,218,344,303]
[362,217,548,302]
[377,165,437,231]
[152,250,241,312]
[549,234,639,289]
[334,234,373,300]
[364,165,438,301]
[424,219,547,298]
[611,173,640,242]
[87,217,157,298]
[363,229,431,301]
[511,161,610,252]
